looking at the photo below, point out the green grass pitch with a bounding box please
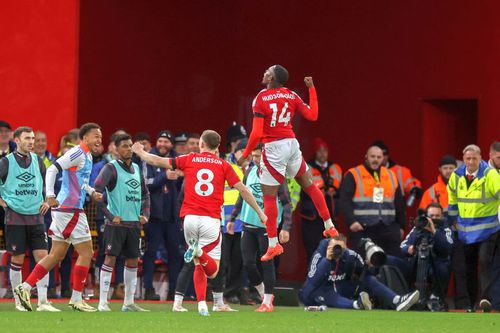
[0,301,498,333]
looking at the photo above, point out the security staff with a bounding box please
[419,155,457,215]
[447,144,500,311]
[300,137,342,263]
[338,146,405,256]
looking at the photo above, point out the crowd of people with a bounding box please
[0,66,499,315]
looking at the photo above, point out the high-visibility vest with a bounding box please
[419,175,449,213]
[348,165,398,227]
[447,160,500,244]
[390,164,421,197]
[311,163,342,193]
[223,163,244,223]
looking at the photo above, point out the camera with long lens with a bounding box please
[414,214,429,230]
[332,244,344,260]
[359,238,386,267]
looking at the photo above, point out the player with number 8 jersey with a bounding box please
[240,65,340,262]
[132,129,266,316]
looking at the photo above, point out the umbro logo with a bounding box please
[16,172,35,183]
[249,183,262,194]
[125,179,140,189]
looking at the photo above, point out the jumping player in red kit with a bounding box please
[132,130,266,316]
[240,65,339,261]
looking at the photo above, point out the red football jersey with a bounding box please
[252,87,311,143]
[175,152,240,219]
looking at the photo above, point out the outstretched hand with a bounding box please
[132,142,145,154]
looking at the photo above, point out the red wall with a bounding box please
[0,0,79,154]
[77,1,500,279]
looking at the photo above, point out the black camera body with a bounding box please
[332,244,344,260]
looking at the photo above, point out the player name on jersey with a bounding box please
[261,92,296,102]
[192,156,223,165]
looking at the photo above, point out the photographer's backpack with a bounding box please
[377,265,410,308]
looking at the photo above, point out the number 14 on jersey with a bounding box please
[270,102,291,127]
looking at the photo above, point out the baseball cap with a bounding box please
[235,138,248,152]
[174,131,189,144]
[157,130,173,143]
[0,120,12,130]
[313,137,329,152]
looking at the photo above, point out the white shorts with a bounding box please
[183,214,221,260]
[48,210,92,245]
[260,138,308,185]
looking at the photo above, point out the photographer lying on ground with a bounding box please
[299,234,419,311]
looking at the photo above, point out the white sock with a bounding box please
[194,246,203,258]
[10,264,22,304]
[174,294,184,303]
[353,300,360,309]
[212,292,224,306]
[269,237,278,247]
[99,264,113,305]
[124,266,138,306]
[36,273,49,305]
[255,283,265,299]
[21,282,33,292]
[324,218,334,230]
[198,300,208,310]
[70,290,82,303]
[263,294,273,306]
[393,295,401,304]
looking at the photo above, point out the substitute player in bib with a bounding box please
[15,123,103,312]
[94,133,150,312]
[0,126,59,312]
[132,130,267,316]
[240,65,339,261]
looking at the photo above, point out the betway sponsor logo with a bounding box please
[192,157,222,165]
[15,189,38,196]
[126,196,140,202]
[262,92,295,102]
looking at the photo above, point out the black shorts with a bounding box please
[103,224,141,259]
[5,224,48,255]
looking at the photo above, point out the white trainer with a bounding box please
[37,302,61,312]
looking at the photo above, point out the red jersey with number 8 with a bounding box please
[175,152,240,219]
[252,87,312,143]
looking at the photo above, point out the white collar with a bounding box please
[466,169,478,178]
[315,160,328,169]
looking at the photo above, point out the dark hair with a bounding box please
[272,65,289,85]
[425,203,444,215]
[13,126,33,139]
[254,143,263,151]
[79,123,101,139]
[201,130,221,150]
[188,133,201,140]
[490,141,500,153]
[114,133,132,147]
[134,132,151,142]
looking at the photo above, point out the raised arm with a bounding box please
[132,142,173,169]
[242,116,264,160]
[298,77,318,121]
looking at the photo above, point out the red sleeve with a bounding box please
[175,155,188,170]
[224,162,241,188]
[242,117,264,158]
[297,87,318,121]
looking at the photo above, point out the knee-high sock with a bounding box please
[10,262,22,303]
[124,266,138,306]
[197,251,217,277]
[263,195,278,243]
[193,265,207,302]
[71,265,89,303]
[302,184,332,228]
[36,273,49,304]
[99,264,113,304]
[24,264,48,290]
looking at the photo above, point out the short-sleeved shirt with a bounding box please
[252,87,312,143]
[175,152,240,219]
